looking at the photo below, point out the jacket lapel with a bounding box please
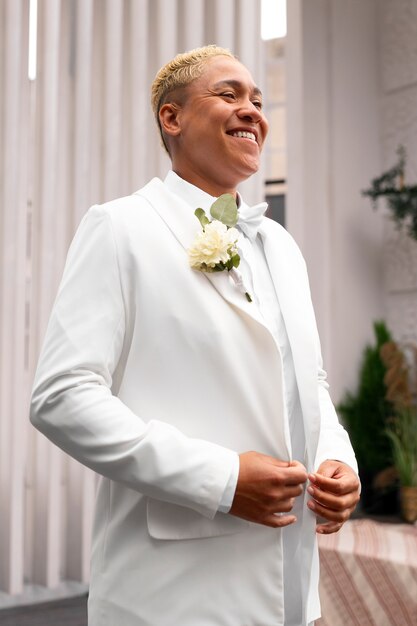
[259,222,321,465]
[136,179,319,462]
[136,178,268,330]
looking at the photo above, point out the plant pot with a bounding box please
[400,486,417,523]
[358,467,399,515]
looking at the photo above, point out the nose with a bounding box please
[236,101,269,143]
[237,98,268,127]
[237,99,264,123]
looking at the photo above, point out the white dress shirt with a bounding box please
[164,170,306,626]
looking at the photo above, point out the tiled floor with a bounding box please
[0,581,88,610]
[0,594,88,625]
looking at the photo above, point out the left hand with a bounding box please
[307,460,360,534]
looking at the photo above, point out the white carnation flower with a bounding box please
[188,221,239,270]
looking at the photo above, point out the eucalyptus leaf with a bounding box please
[194,208,210,229]
[210,194,238,227]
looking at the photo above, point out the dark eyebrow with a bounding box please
[212,80,263,98]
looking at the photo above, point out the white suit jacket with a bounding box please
[30,177,358,626]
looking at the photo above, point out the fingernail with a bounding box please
[307,500,315,510]
[307,486,314,495]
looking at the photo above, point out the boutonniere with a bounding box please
[188,194,252,302]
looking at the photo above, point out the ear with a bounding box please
[159,102,182,139]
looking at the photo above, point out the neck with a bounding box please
[172,167,238,199]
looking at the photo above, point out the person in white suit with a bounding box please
[30,46,360,626]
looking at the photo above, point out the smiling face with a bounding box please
[159,56,269,197]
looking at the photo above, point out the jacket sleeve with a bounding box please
[314,361,359,474]
[291,237,358,475]
[311,311,358,473]
[30,205,237,519]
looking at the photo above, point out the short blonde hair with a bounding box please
[151,45,235,153]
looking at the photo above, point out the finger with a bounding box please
[316,521,343,534]
[279,466,309,486]
[307,484,359,511]
[254,495,297,516]
[256,488,304,516]
[270,498,295,513]
[309,472,359,496]
[268,459,308,483]
[307,498,352,523]
[283,485,306,499]
[262,514,297,529]
[268,484,304,502]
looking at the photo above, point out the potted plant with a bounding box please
[380,341,417,522]
[363,145,417,240]
[338,321,397,514]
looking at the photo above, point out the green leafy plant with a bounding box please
[385,408,417,487]
[380,341,417,487]
[363,145,417,240]
[338,321,394,474]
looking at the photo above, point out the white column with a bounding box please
[379,0,417,346]
[212,0,236,51]
[0,0,30,594]
[103,0,124,201]
[73,0,94,223]
[30,0,64,587]
[287,0,333,363]
[235,0,264,205]
[286,0,384,401]
[149,0,179,179]
[181,0,205,50]
[127,0,150,190]
[65,4,97,580]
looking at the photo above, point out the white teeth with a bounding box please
[231,131,256,142]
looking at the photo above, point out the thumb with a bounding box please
[309,460,341,484]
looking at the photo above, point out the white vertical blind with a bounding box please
[182,0,205,50]
[0,0,30,595]
[0,0,263,596]
[128,0,150,187]
[31,0,65,588]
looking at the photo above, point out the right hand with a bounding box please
[229,451,308,528]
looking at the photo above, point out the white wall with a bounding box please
[286,0,385,402]
[379,0,417,345]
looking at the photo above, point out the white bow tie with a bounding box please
[237,202,268,241]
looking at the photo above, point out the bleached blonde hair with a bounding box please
[151,45,235,153]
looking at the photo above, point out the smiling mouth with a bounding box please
[227,130,257,143]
